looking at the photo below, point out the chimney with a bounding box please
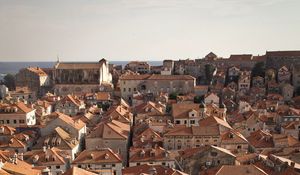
[291,161,295,168]
[18,153,24,161]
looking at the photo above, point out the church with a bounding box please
[53,58,112,95]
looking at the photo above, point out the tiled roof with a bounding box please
[72,148,122,164]
[266,51,300,57]
[122,164,187,175]
[87,120,130,139]
[26,67,48,76]
[55,61,105,69]
[0,125,16,136]
[247,130,274,148]
[199,116,232,130]
[215,165,268,175]
[119,74,195,80]
[62,167,97,175]
[24,147,68,166]
[129,146,173,162]
[172,103,200,119]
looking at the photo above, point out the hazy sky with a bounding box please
[0,0,299,61]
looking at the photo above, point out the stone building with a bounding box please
[119,74,195,101]
[124,61,150,74]
[15,67,50,97]
[85,120,130,164]
[176,145,236,175]
[72,148,123,175]
[277,66,291,84]
[265,50,300,69]
[55,94,85,116]
[0,101,36,127]
[53,59,112,95]
[292,63,300,91]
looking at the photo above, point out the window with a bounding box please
[0,120,4,124]
[112,164,115,167]
[129,88,131,92]
[175,120,180,124]
[210,152,218,157]
[13,120,17,124]
[123,88,126,92]
[190,120,195,124]
[56,166,60,169]
[19,120,25,124]
[6,120,10,124]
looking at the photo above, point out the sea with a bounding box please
[0,61,163,80]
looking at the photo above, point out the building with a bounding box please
[15,67,50,97]
[172,103,205,127]
[122,164,188,175]
[278,66,291,83]
[176,145,236,175]
[85,120,130,164]
[40,112,87,141]
[292,63,300,91]
[119,74,196,101]
[265,50,300,69]
[24,147,70,175]
[129,146,176,168]
[72,148,123,175]
[0,101,36,127]
[124,61,151,74]
[53,59,112,95]
[55,94,85,116]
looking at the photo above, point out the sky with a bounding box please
[0,0,299,62]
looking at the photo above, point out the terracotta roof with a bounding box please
[2,158,41,175]
[178,145,236,159]
[221,130,248,145]
[247,130,274,149]
[199,116,232,130]
[122,164,187,175]
[59,94,83,107]
[172,103,200,119]
[119,74,195,80]
[24,147,68,166]
[0,125,16,136]
[87,120,130,139]
[129,146,173,162]
[133,127,163,148]
[135,101,164,115]
[62,167,97,175]
[33,127,79,150]
[43,112,86,130]
[95,92,110,101]
[266,50,300,57]
[0,101,34,114]
[229,54,253,61]
[216,165,268,175]
[55,61,106,69]
[164,125,220,137]
[26,67,48,76]
[72,148,122,164]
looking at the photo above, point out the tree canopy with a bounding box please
[3,74,15,90]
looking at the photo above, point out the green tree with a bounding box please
[251,61,265,78]
[3,74,15,90]
[296,87,300,96]
[169,92,178,100]
[204,64,215,85]
[194,95,204,103]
